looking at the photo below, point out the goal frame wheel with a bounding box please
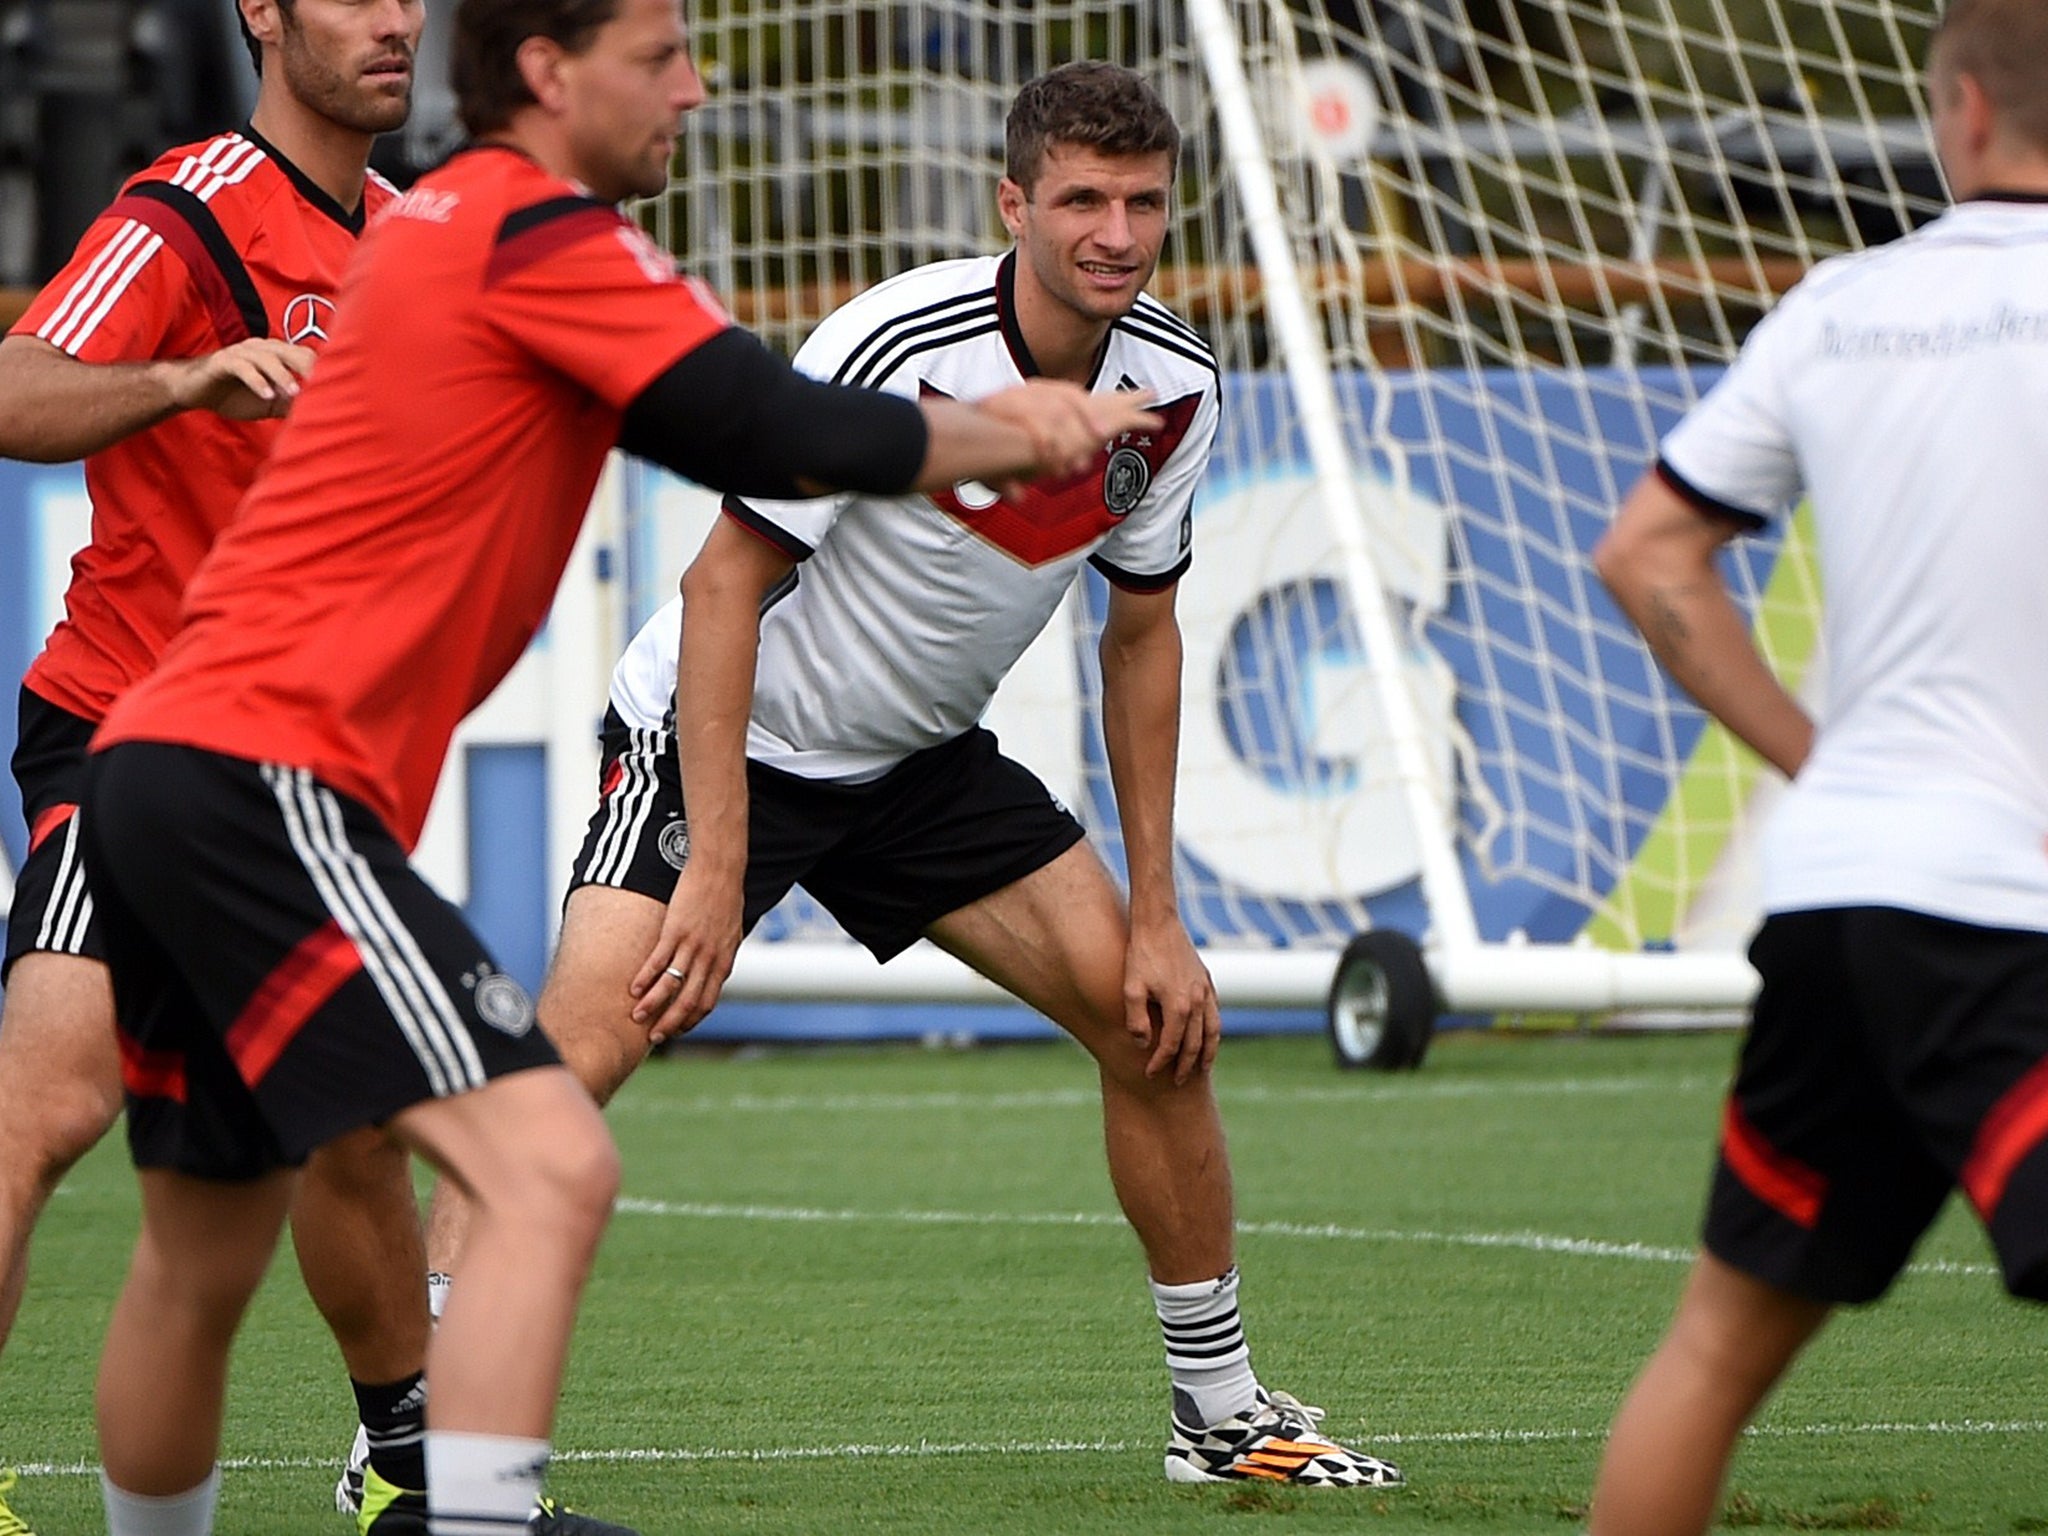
[1326,931,1437,1071]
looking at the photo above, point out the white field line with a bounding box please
[606,1074,1715,1117]
[612,1197,1999,1279]
[17,1418,2048,1479]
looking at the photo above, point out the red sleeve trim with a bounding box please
[1963,1053,2048,1219]
[721,498,815,561]
[1720,1098,1827,1229]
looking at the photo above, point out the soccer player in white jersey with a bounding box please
[1587,2,2048,1527]
[423,60,1403,1490]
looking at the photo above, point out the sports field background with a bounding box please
[9,1030,2044,1533]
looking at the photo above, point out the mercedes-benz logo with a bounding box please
[283,293,337,346]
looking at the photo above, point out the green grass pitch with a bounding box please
[8,1030,2046,1533]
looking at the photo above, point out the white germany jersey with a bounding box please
[1658,196,2048,932]
[614,251,1220,780]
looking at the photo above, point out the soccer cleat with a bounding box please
[528,1495,640,1534]
[1163,1387,1404,1488]
[355,1465,428,1535]
[335,1422,370,1516]
[0,1469,35,1536]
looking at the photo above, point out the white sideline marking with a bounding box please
[612,1197,2000,1279]
[17,1419,2048,1479]
[607,1075,1714,1118]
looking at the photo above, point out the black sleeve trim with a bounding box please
[618,327,929,501]
[1090,550,1191,593]
[1654,458,1770,530]
[123,182,268,339]
[720,497,816,561]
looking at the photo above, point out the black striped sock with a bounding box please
[352,1370,428,1491]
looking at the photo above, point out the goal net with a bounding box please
[631,0,1941,1014]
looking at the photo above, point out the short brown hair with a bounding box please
[1930,0,2048,154]
[1004,61,1180,193]
[453,0,622,137]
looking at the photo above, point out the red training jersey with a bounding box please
[97,146,731,849]
[10,128,397,721]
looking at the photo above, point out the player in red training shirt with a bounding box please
[77,0,1158,1531]
[0,3,469,1531]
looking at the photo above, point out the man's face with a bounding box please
[272,0,423,135]
[562,0,706,203]
[1000,143,1174,326]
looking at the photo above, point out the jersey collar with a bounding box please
[1966,188,2048,205]
[994,250,1112,388]
[240,123,369,234]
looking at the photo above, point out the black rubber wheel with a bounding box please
[1325,931,1437,1071]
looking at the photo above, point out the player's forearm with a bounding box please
[673,581,761,880]
[911,398,1047,493]
[1100,620,1188,927]
[0,337,184,461]
[1606,562,1813,778]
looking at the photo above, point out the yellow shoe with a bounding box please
[356,1465,427,1535]
[0,1469,35,1536]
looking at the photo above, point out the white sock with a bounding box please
[425,1431,549,1534]
[1151,1265,1259,1429]
[428,1270,453,1323]
[101,1467,221,1536]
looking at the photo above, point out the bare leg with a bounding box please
[1590,1252,1831,1536]
[423,887,657,1276]
[97,1168,297,1493]
[393,1065,618,1436]
[289,1125,430,1383]
[927,844,1234,1284]
[0,952,123,1348]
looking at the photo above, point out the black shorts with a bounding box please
[1706,906,2048,1304]
[569,712,1087,961]
[81,742,561,1179]
[4,687,104,981]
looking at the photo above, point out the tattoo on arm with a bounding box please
[1647,587,1694,649]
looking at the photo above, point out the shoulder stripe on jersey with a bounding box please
[1090,549,1191,593]
[1112,315,1218,375]
[37,221,163,355]
[1132,294,1207,348]
[831,287,996,385]
[170,135,266,205]
[486,196,624,288]
[118,181,270,342]
[844,313,1001,390]
[721,497,817,561]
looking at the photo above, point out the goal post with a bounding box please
[633,0,1942,1033]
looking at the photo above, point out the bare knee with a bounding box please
[507,1121,620,1256]
[0,958,124,1187]
[9,1074,122,1188]
[1661,1256,1829,1403]
[463,1105,619,1254]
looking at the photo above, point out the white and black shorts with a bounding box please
[570,709,1087,960]
[81,742,562,1180]
[5,686,103,981]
